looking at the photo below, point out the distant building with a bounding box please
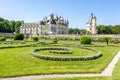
[20,14,69,36]
[86,13,97,34]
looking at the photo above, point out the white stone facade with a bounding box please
[20,14,69,36]
[86,13,97,34]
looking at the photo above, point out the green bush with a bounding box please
[0,35,3,37]
[53,37,58,43]
[10,35,14,40]
[32,36,39,41]
[80,36,91,44]
[0,37,6,41]
[14,33,24,40]
[74,37,79,41]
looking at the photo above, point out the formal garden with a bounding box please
[0,33,120,80]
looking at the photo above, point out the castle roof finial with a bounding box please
[91,13,93,18]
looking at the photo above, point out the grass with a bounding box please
[39,60,120,80]
[0,40,120,78]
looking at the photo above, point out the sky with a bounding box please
[0,0,120,29]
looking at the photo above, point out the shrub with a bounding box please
[32,36,39,41]
[74,37,79,41]
[25,35,29,40]
[0,35,3,37]
[80,36,91,44]
[0,37,6,41]
[53,37,58,43]
[14,33,24,40]
[10,35,14,40]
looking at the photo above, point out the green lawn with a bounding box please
[39,60,120,80]
[0,40,120,78]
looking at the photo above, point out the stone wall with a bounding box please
[0,33,13,37]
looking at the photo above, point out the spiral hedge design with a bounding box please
[30,47,102,61]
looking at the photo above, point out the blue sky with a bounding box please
[0,0,120,29]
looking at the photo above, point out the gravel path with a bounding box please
[1,51,120,80]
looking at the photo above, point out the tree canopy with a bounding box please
[97,25,120,34]
[0,17,21,33]
[69,28,87,34]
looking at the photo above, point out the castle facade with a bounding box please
[20,14,69,36]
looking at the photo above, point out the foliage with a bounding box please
[0,17,21,33]
[25,35,29,40]
[97,25,120,34]
[103,36,111,45]
[15,21,21,33]
[14,33,24,40]
[32,36,39,41]
[9,35,14,40]
[0,37,6,41]
[91,37,104,42]
[53,37,58,43]
[80,36,91,44]
[0,34,3,37]
[69,28,87,34]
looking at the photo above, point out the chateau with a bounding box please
[20,14,69,36]
[86,13,97,34]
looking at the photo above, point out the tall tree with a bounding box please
[69,28,86,34]
[15,21,21,33]
[10,20,16,32]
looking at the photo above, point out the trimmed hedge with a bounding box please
[30,47,102,61]
[0,42,42,49]
[80,36,91,44]
[32,36,39,41]
[53,37,58,43]
[32,48,74,54]
[0,37,6,41]
[14,33,24,40]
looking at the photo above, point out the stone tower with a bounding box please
[86,13,97,34]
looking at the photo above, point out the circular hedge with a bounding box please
[30,47,102,61]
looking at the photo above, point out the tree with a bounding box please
[112,25,120,34]
[10,20,16,32]
[69,28,86,34]
[0,17,21,33]
[3,20,12,32]
[97,25,120,34]
[103,36,111,46]
[15,21,21,33]
[69,28,74,34]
